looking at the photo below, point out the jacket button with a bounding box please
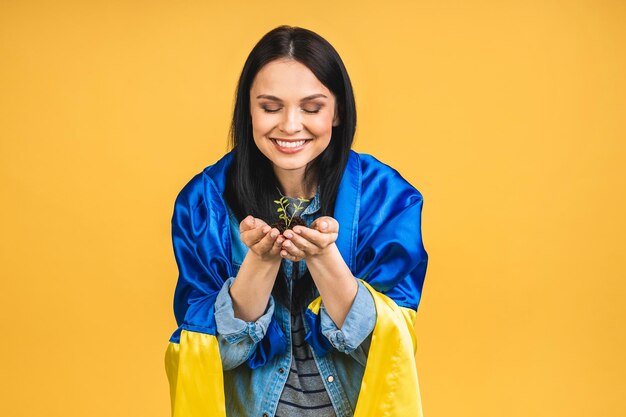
[327,375,334,383]
[278,367,285,374]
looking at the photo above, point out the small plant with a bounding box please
[274,196,310,230]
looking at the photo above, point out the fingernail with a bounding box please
[271,231,278,238]
[284,232,293,238]
[263,226,270,233]
[321,221,328,230]
[283,241,291,247]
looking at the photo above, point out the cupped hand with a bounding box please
[280,216,340,262]
[239,215,285,261]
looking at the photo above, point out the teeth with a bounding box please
[276,140,306,148]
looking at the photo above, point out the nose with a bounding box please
[278,107,303,135]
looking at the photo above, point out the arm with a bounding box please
[214,215,289,370]
[280,186,428,359]
[319,279,376,366]
[214,247,282,370]
[214,276,276,371]
[229,240,282,321]
[303,240,378,365]
[304,241,358,329]
[281,221,377,362]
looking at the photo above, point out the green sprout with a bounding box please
[274,196,310,229]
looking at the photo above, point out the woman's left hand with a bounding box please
[280,216,339,262]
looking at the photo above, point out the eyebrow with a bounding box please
[255,94,328,102]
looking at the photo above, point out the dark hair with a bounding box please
[223,25,357,310]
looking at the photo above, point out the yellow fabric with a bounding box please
[164,330,226,417]
[307,294,323,315]
[352,280,423,417]
[164,281,423,417]
[399,305,418,356]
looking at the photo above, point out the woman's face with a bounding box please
[249,59,340,184]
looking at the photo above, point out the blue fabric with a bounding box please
[168,149,428,417]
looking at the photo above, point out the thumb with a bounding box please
[314,217,338,233]
[240,215,255,231]
[313,218,329,231]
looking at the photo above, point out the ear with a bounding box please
[332,107,340,127]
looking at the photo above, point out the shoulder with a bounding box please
[172,151,234,223]
[352,150,424,205]
[174,171,205,206]
[174,151,234,204]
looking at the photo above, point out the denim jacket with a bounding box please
[214,187,377,417]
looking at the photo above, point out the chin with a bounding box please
[272,160,309,171]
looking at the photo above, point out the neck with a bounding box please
[274,167,317,199]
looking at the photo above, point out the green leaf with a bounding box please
[273,200,281,204]
[277,208,283,212]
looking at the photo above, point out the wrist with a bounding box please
[307,242,340,263]
[245,248,283,264]
[241,250,282,279]
[306,243,354,283]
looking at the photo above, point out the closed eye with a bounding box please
[261,107,322,114]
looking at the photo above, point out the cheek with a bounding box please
[251,114,268,133]
[310,113,335,134]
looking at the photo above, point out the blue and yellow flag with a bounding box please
[165,150,428,416]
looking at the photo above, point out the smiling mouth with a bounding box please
[271,138,313,148]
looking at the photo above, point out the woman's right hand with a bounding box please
[239,215,284,261]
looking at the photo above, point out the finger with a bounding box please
[253,217,268,227]
[281,238,307,259]
[239,215,256,233]
[283,229,315,251]
[280,248,303,262]
[289,226,335,249]
[253,227,280,253]
[240,216,268,233]
[310,216,339,234]
[242,224,271,246]
[269,233,286,256]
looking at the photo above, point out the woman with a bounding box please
[165,25,428,417]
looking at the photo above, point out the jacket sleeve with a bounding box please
[319,279,376,366]
[214,277,276,370]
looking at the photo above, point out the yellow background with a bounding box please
[1,1,624,416]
